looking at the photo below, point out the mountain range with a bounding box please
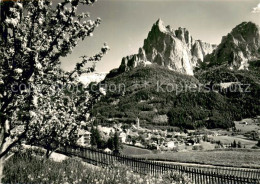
[79,73,107,86]
[90,20,260,130]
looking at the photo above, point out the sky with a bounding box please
[60,0,260,73]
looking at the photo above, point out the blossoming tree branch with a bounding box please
[0,0,109,180]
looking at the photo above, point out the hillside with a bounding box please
[91,65,199,126]
[91,65,241,129]
[195,60,260,120]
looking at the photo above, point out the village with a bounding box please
[76,116,260,154]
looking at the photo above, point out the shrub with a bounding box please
[256,140,260,147]
[192,145,204,151]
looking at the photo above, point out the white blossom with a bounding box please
[35,62,42,70]
[38,0,44,8]
[99,87,106,95]
[29,111,37,117]
[9,8,16,13]
[5,18,19,26]
[10,48,15,54]
[87,20,94,26]
[14,68,23,74]
[16,3,23,10]
[32,96,38,107]
[38,18,43,25]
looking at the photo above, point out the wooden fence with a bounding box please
[56,146,260,184]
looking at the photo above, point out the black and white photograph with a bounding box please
[0,0,260,183]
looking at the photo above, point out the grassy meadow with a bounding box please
[234,121,260,133]
[211,135,257,148]
[122,145,154,155]
[134,150,260,168]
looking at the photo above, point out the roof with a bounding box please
[119,132,126,136]
[78,129,91,135]
[98,126,114,134]
[104,148,112,152]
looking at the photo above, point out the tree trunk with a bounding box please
[0,132,10,183]
[0,121,6,183]
[0,136,8,183]
[0,156,6,183]
[45,147,54,159]
[45,148,50,159]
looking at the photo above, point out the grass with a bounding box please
[234,121,260,133]
[198,141,216,150]
[133,150,260,168]
[3,148,192,184]
[211,135,257,148]
[122,144,153,155]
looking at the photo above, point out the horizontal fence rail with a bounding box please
[56,146,260,184]
[153,160,260,179]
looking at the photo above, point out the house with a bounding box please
[147,142,159,150]
[119,132,127,143]
[97,125,115,137]
[174,132,181,136]
[241,121,248,125]
[185,139,195,146]
[104,148,112,153]
[77,129,91,147]
[166,141,176,149]
[135,142,145,148]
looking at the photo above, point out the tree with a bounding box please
[232,140,237,148]
[90,126,101,148]
[256,140,260,147]
[113,131,121,154]
[237,141,242,148]
[0,0,109,180]
[106,137,115,150]
[26,78,90,158]
[251,131,258,141]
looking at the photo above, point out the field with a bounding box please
[133,150,260,168]
[211,135,257,148]
[234,120,260,133]
[122,145,153,155]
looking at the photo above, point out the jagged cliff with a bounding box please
[118,19,216,75]
[204,21,260,70]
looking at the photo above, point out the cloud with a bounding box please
[251,3,260,13]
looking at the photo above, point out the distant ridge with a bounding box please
[79,72,107,85]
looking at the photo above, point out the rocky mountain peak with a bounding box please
[231,21,259,37]
[155,18,165,30]
[175,27,193,49]
[205,21,260,70]
[118,19,216,75]
[153,18,173,34]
